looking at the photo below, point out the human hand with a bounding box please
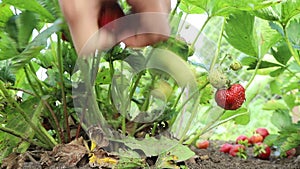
[59,0,171,55]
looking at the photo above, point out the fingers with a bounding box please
[122,0,171,47]
[123,33,169,47]
[59,0,104,54]
[127,0,171,13]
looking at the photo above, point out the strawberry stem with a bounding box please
[209,17,226,72]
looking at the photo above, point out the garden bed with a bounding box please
[2,140,299,169]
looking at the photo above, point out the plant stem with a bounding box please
[42,99,64,142]
[0,126,48,148]
[177,13,189,36]
[209,18,226,71]
[6,87,35,96]
[176,81,209,113]
[151,122,158,136]
[141,75,157,111]
[205,112,248,134]
[57,33,71,142]
[190,16,211,50]
[184,108,224,145]
[169,0,181,22]
[24,67,40,97]
[129,72,143,101]
[245,55,264,90]
[176,82,209,144]
[28,63,46,94]
[171,86,185,110]
[23,67,63,143]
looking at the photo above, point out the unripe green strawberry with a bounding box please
[230,60,242,71]
[208,68,228,89]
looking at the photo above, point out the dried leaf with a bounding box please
[51,137,87,167]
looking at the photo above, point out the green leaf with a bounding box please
[220,108,250,125]
[11,19,63,70]
[169,144,195,162]
[269,80,281,94]
[286,19,300,49]
[259,20,282,56]
[0,31,19,60]
[3,0,55,22]
[16,11,38,49]
[95,68,112,85]
[263,134,279,146]
[121,136,195,160]
[239,55,257,66]
[288,61,300,72]
[224,11,258,56]
[271,109,292,130]
[0,4,14,28]
[248,60,282,70]
[269,67,286,77]
[280,0,300,25]
[0,98,43,162]
[269,21,284,36]
[0,65,16,84]
[36,0,61,20]
[184,0,280,17]
[271,41,292,65]
[283,94,297,110]
[179,0,205,14]
[253,6,280,21]
[263,100,288,110]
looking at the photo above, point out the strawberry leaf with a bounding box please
[183,0,280,17]
[224,11,258,56]
[253,6,280,21]
[271,41,292,65]
[271,109,292,130]
[2,0,55,22]
[0,4,14,28]
[179,0,205,14]
[286,19,300,50]
[280,0,300,25]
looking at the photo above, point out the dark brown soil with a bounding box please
[1,140,299,169]
[187,140,300,169]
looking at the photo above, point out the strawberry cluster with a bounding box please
[219,128,271,159]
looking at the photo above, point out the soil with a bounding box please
[187,140,300,169]
[1,140,299,169]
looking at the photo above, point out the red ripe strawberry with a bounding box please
[215,84,245,110]
[219,143,233,153]
[255,128,269,139]
[285,148,296,158]
[236,135,250,146]
[254,143,271,160]
[249,134,264,145]
[98,1,125,31]
[229,144,247,158]
[195,140,210,149]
